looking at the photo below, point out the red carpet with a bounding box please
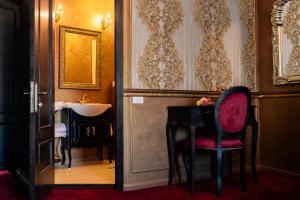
[1,170,299,200]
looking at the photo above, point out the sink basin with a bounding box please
[55,102,112,117]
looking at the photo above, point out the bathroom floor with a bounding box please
[55,160,115,184]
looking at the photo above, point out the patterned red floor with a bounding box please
[0,170,299,200]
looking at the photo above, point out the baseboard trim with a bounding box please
[124,171,211,191]
[124,157,259,191]
[261,165,300,177]
[124,178,168,191]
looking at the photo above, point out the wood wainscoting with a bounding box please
[123,90,259,190]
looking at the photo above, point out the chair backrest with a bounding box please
[215,86,251,137]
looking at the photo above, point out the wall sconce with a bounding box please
[55,4,63,23]
[97,14,112,31]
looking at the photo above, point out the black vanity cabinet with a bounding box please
[61,108,113,168]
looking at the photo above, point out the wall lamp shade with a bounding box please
[97,14,112,31]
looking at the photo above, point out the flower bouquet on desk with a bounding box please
[196,97,215,106]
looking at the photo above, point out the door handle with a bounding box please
[38,102,43,108]
[38,91,48,95]
[23,92,30,95]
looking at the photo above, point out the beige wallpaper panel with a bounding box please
[129,0,257,91]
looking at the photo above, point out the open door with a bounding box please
[32,0,54,192]
[16,0,54,199]
[31,0,54,198]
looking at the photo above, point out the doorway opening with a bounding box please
[53,0,116,185]
[1,0,123,197]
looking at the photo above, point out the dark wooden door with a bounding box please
[32,0,54,196]
[0,0,21,171]
[16,0,54,199]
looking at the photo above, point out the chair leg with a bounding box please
[240,150,247,191]
[108,142,113,163]
[210,152,216,178]
[189,147,195,193]
[216,150,223,196]
[99,144,104,161]
[183,147,190,185]
[227,152,233,175]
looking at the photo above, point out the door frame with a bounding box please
[21,0,124,194]
[114,0,124,191]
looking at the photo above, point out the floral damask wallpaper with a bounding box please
[193,0,232,91]
[130,0,257,91]
[240,0,256,91]
[136,0,184,89]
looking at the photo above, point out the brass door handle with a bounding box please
[92,127,96,136]
[86,127,90,136]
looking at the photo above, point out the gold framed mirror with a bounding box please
[59,26,102,89]
[272,0,300,85]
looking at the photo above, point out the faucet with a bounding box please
[79,94,89,104]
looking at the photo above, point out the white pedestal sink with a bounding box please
[55,102,112,117]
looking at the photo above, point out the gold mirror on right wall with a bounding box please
[272,0,300,85]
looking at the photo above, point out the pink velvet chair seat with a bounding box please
[194,136,243,149]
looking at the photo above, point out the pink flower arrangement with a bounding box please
[196,97,215,106]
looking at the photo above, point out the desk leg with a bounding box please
[166,124,175,185]
[108,137,113,163]
[68,147,72,169]
[60,138,66,165]
[251,121,258,182]
[227,153,233,176]
[189,126,196,193]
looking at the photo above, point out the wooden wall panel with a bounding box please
[259,97,300,174]
[257,0,300,174]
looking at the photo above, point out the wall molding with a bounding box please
[124,88,300,98]
[258,92,300,98]
[128,99,168,173]
[124,88,260,98]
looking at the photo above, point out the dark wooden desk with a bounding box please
[166,106,258,185]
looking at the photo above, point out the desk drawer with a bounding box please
[168,107,214,120]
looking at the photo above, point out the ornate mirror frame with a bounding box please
[272,0,300,85]
[59,26,102,90]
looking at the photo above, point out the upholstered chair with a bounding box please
[185,86,252,196]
